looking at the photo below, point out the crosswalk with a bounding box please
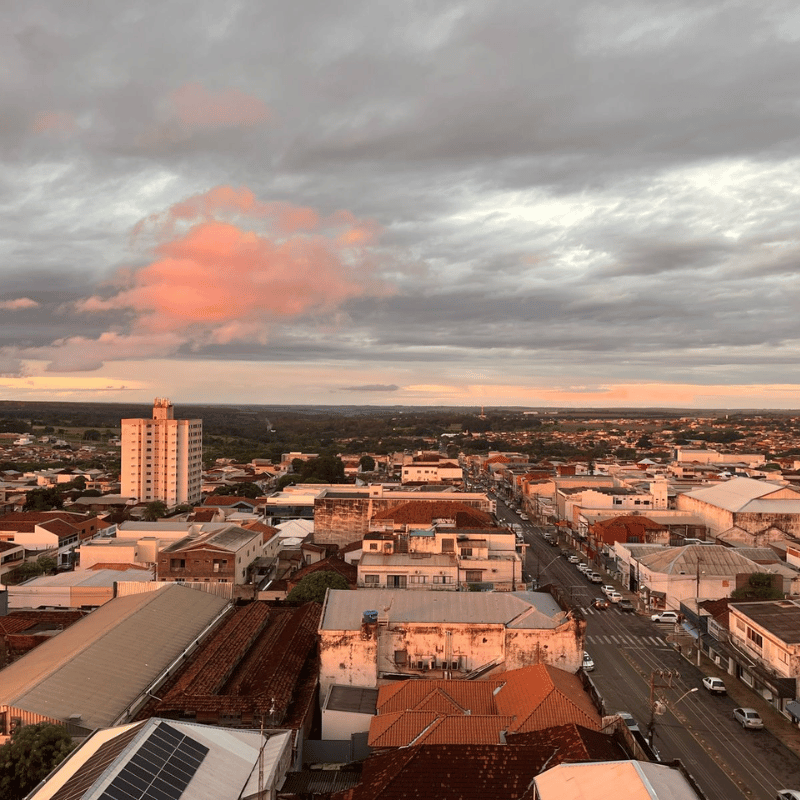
[585,633,667,647]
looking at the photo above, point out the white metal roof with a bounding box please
[0,584,230,730]
[638,545,761,576]
[534,760,701,800]
[320,589,565,631]
[682,477,794,512]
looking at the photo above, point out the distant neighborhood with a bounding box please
[3,402,800,798]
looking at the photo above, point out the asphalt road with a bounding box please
[491,494,800,800]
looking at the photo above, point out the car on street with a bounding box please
[588,571,603,583]
[582,651,595,671]
[702,676,727,695]
[567,555,579,564]
[607,590,621,603]
[733,707,764,729]
[592,597,610,610]
[601,585,615,596]
[650,611,680,624]
[520,513,529,520]
[616,711,641,734]
[618,599,635,612]
[776,790,800,800]
[577,563,591,574]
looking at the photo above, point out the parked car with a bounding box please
[582,651,595,672]
[776,790,800,800]
[702,676,727,695]
[733,707,764,729]
[650,611,680,624]
[577,563,591,574]
[616,711,641,734]
[592,597,610,610]
[520,514,529,521]
[567,555,580,564]
[588,571,603,583]
[618,599,635,613]
[607,590,622,603]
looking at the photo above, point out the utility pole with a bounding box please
[647,669,679,746]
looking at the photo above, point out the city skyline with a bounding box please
[3,3,800,408]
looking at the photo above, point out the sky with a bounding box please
[3,1,800,409]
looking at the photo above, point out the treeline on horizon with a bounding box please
[0,401,797,466]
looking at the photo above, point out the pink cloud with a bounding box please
[169,84,269,129]
[0,297,39,310]
[78,186,392,341]
[32,111,75,134]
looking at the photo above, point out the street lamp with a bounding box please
[648,684,698,745]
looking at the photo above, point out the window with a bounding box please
[364,574,379,585]
[212,559,227,572]
[433,575,452,584]
[460,547,473,557]
[747,628,763,649]
[441,539,455,553]
[170,558,186,569]
[369,543,378,550]
[409,575,427,584]
[465,570,482,582]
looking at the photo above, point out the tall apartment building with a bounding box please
[121,398,203,506]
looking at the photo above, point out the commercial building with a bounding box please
[121,398,202,507]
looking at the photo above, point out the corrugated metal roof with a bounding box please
[0,585,230,730]
[320,590,565,630]
[15,568,153,588]
[683,477,794,512]
[638,544,761,576]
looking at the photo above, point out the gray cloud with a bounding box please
[2,1,800,404]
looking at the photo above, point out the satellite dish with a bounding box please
[654,701,667,716]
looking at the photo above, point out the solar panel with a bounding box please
[98,723,208,800]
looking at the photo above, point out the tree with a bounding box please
[0,722,74,800]
[213,482,261,498]
[142,501,168,521]
[359,455,376,472]
[286,570,350,603]
[730,573,784,601]
[23,487,64,511]
[82,429,101,441]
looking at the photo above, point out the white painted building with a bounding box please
[318,589,584,698]
[121,398,202,506]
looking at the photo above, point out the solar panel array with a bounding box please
[98,723,208,800]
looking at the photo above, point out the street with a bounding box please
[492,495,800,800]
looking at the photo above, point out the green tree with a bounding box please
[142,501,168,521]
[359,455,376,472]
[0,722,74,800]
[82,429,101,441]
[23,487,64,511]
[731,573,784,601]
[212,482,261,498]
[286,570,350,603]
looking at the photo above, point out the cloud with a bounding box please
[0,298,39,310]
[340,384,399,392]
[168,84,269,130]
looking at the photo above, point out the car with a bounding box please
[616,711,641,734]
[601,585,615,596]
[592,597,610,610]
[582,651,595,671]
[733,707,764,729]
[702,676,727,695]
[588,571,603,583]
[618,599,635,612]
[776,790,800,800]
[520,514,529,521]
[650,611,680,624]
[577,563,591,574]
[607,590,622,603]
[567,555,580,564]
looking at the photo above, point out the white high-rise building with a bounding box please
[121,398,203,506]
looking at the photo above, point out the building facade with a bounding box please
[121,398,203,506]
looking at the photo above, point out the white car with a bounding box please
[701,676,726,695]
[582,651,595,672]
[607,590,622,603]
[588,571,603,583]
[651,611,680,624]
[567,555,580,564]
[601,585,615,596]
[733,707,764,729]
